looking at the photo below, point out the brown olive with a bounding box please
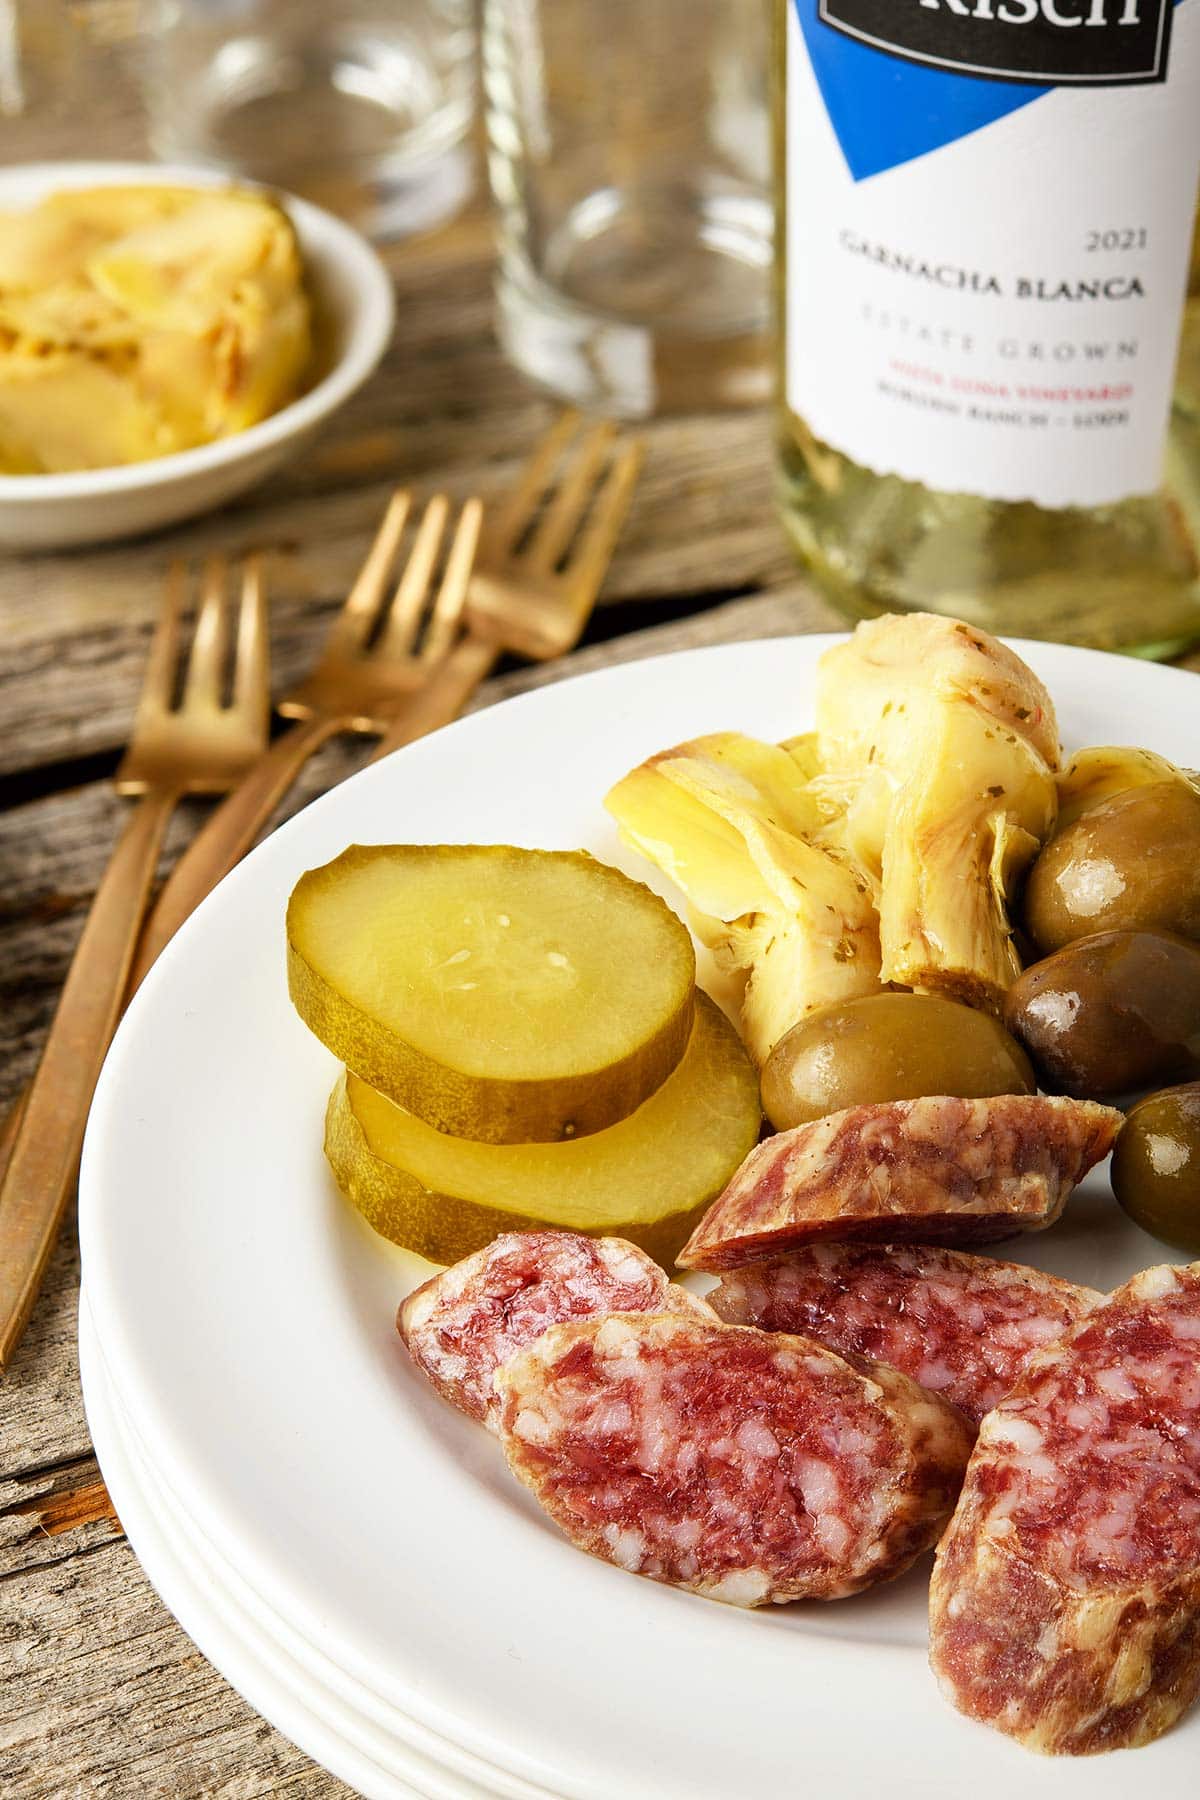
[1004,928,1200,1099]
[760,992,1035,1131]
[1023,780,1200,954]
[1111,1082,1200,1254]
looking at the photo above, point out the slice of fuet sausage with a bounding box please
[398,1230,713,1428]
[496,1312,973,1606]
[709,1244,1102,1427]
[678,1095,1121,1273]
[930,1261,1200,1755]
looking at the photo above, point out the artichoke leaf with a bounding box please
[661,732,833,841]
[815,614,1059,1011]
[606,755,776,924]
[778,730,822,784]
[87,191,301,335]
[606,732,881,1063]
[606,732,828,924]
[816,611,1060,784]
[737,908,882,1067]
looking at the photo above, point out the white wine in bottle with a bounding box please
[775,0,1200,653]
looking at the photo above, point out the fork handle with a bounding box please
[0,1090,25,1196]
[0,714,337,1276]
[129,712,341,991]
[0,788,178,1368]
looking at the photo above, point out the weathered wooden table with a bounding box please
[3,31,1198,1800]
[0,37,842,1800]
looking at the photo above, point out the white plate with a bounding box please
[80,637,1200,1799]
[79,1294,446,1800]
[0,163,394,547]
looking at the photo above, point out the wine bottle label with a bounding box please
[784,0,1200,507]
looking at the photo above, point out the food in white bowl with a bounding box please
[0,184,311,474]
[0,162,394,548]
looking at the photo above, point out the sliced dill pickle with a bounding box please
[288,844,696,1143]
[324,994,762,1267]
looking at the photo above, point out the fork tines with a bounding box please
[136,556,268,718]
[468,411,645,661]
[491,411,643,576]
[117,555,270,795]
[333,490,484,665]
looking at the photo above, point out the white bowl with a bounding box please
[0,162,396,549]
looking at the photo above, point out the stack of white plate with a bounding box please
[79,639,1199,1800]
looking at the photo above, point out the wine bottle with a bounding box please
[775,0,1200,653]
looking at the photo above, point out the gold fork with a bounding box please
[128,494,484,985]
[467,410,645,662]
[0,560,269,1368]
[132,413,644,962]
[371,411,645,760]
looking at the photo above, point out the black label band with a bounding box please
[819,0,1172,84]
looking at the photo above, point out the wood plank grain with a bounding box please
[0,401,792,780]
[0,1199,94,1476]
[1,1455,122,1575]
[9,1474,117,1537]
[1,1534,349,1798]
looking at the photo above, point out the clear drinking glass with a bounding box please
[143,0,476,240]
[482,0,771,416]
[0,0,76,119]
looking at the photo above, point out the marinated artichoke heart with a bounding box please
[605,731,881,1065]
[814,614,1060,1012]
[0,185,311,473]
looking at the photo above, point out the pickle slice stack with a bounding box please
[287,844,762,1265]
[326,995,761,1266]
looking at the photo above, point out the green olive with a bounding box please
[1111,1083,1200,1254]
[760,993,1035,1131]
[1004,929,1200,1100]
[1024,781,1200,955]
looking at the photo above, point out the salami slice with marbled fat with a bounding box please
[930,1262,1200,1755]
[678,1095,1121,1273]
[496,1312,973,1606]
[398,1230,713,1428]
[709,1245,1102,1427]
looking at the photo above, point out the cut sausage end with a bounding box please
[679,1094,1122,1273]
[496,1311,973,1606]
[930,1260,1200,1755]
[398,1229,713,1427]
[710,1243,1102,1427]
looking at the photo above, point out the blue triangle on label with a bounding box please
[794,0,1046,181]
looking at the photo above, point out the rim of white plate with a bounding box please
[79,1291,497,1800]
